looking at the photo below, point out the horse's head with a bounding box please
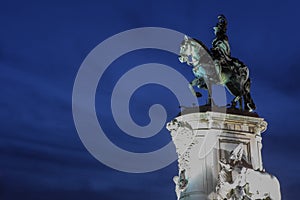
[178,36,219,83]
[178,35,200,66]
[178,35,191,64]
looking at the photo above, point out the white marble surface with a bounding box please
[166,112,281,200]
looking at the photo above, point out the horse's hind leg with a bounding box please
[225,82,241,109]
[238,97,243,110]
[244,93,256,112]
[243,78,256,112]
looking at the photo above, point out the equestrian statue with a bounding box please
[178,15,256,112]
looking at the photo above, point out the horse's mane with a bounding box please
[192,38,212,55]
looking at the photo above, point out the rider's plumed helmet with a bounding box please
[214,14,228,36]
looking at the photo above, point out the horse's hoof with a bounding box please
[195,92,202,97]
[246,103,256,112]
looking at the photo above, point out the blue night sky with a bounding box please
[1,0,300,199]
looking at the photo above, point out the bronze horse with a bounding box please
[178,35,256,111]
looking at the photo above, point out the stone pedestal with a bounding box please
[166,111,280,200]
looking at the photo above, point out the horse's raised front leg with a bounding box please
[189,78,202,97]
[206,82,217,106]
[231,96,241,109]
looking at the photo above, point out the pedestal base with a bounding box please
[167,111,281,200]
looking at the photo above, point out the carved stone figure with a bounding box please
[216,144,281,200]
[173,169,189,200]
[167,119,198,199]
[178,15,256,111]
